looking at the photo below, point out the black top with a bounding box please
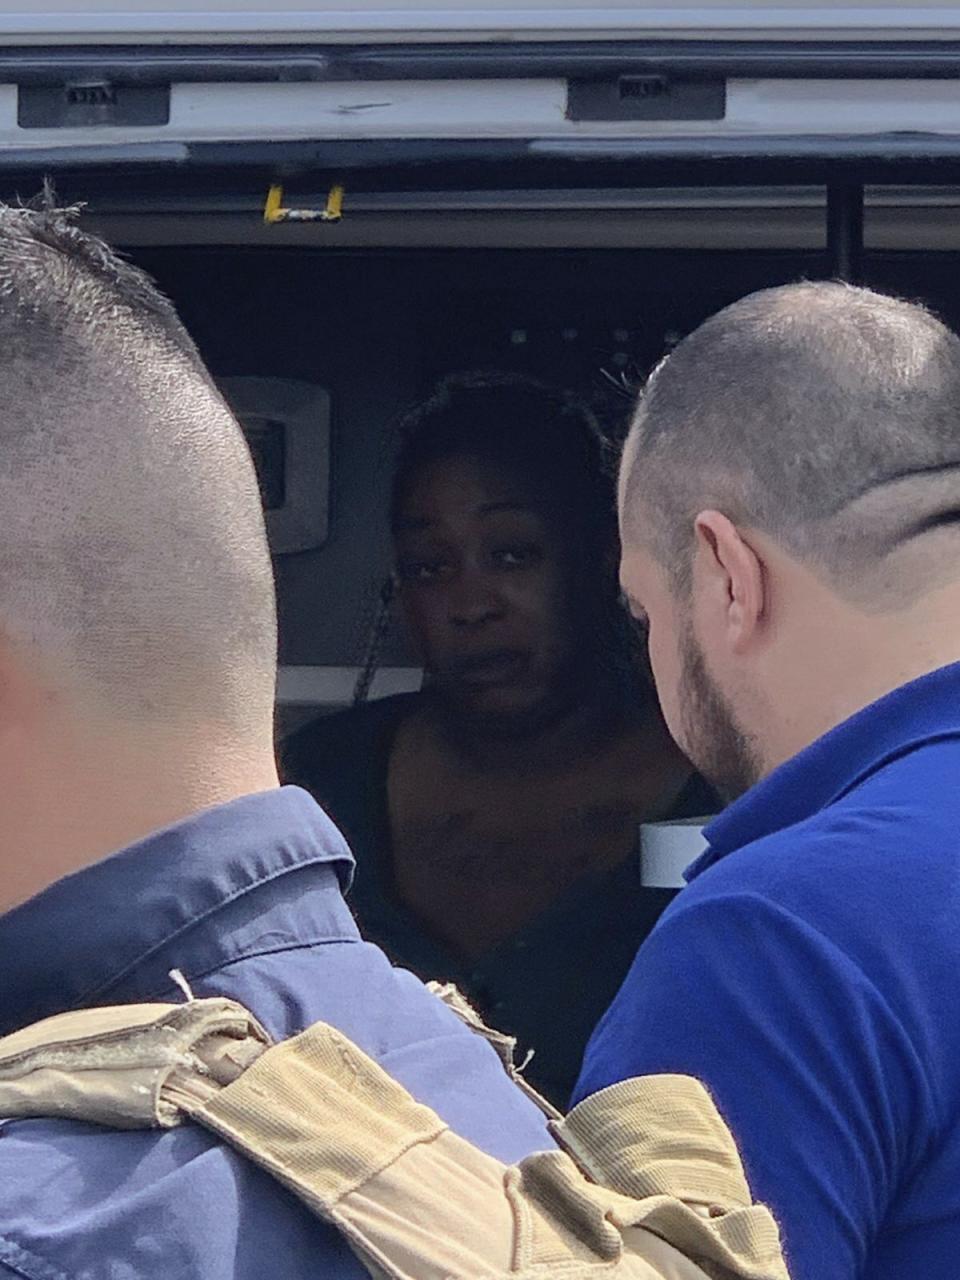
[282,693,718,1105]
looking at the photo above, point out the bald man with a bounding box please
[0,206,551,1279]
[575,283,960,1279]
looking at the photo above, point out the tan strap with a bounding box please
[0,1000,790,1280]
[180,1017,775,1280]
[0,998,269,1129]
[423,984,786,1277]
[178,1016,788,1280]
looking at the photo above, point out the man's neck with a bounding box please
[759,591,960,779]
[0,722,279,914]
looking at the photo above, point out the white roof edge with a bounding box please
[1,8,960,44]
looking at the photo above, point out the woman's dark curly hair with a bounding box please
[393,369,614,534]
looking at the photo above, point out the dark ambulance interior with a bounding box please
[110,228,960,734]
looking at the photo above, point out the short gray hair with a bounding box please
[0,204,276,730]
[623,281,960,604]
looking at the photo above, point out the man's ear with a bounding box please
[692,511,766,653]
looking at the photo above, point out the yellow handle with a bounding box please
[263,184,344,225]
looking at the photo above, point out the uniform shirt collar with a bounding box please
[687,660,960,882]
[0,786,356,1035]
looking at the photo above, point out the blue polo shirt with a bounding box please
[574,661,960,1280]
[0,787,552,1280]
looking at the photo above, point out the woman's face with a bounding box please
[394,454,583,731]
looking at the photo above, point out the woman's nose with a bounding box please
[447,570,504,628]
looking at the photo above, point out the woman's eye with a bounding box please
[398,559,446,583]
[491,544,541,569]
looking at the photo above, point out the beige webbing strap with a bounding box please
[171,1018,764,1280]
[174,1020,521,1280]
[0,998,270,1129]
[421,985,787,1276]
[548,1079,789,1280]
[0,999,790,1280]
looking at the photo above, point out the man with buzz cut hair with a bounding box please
[0,203,554,1279]
[575,281,960,1279]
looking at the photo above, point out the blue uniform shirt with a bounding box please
[0,787,552,1280]
[574,661,960,1280]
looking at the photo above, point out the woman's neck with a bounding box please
[424,680,649,776]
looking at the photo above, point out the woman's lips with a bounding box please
[451,651,529,687]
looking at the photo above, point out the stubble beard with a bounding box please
[677,628,763,805]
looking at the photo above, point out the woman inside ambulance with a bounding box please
[283,372,715,1104]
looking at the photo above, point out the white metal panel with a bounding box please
[731,79,960,134]
[5,76,960,146]
[170,78,568,140]
[164,77,960,138]
[0,2,957,44]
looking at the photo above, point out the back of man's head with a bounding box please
[625,280,960,606]
[0,204,276,736]
[619,281,960,792]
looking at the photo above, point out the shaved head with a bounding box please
[623,282,960,606]
[0,204,276,732]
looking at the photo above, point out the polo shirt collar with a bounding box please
[0,786,356,1035]
[687,659,960,882]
